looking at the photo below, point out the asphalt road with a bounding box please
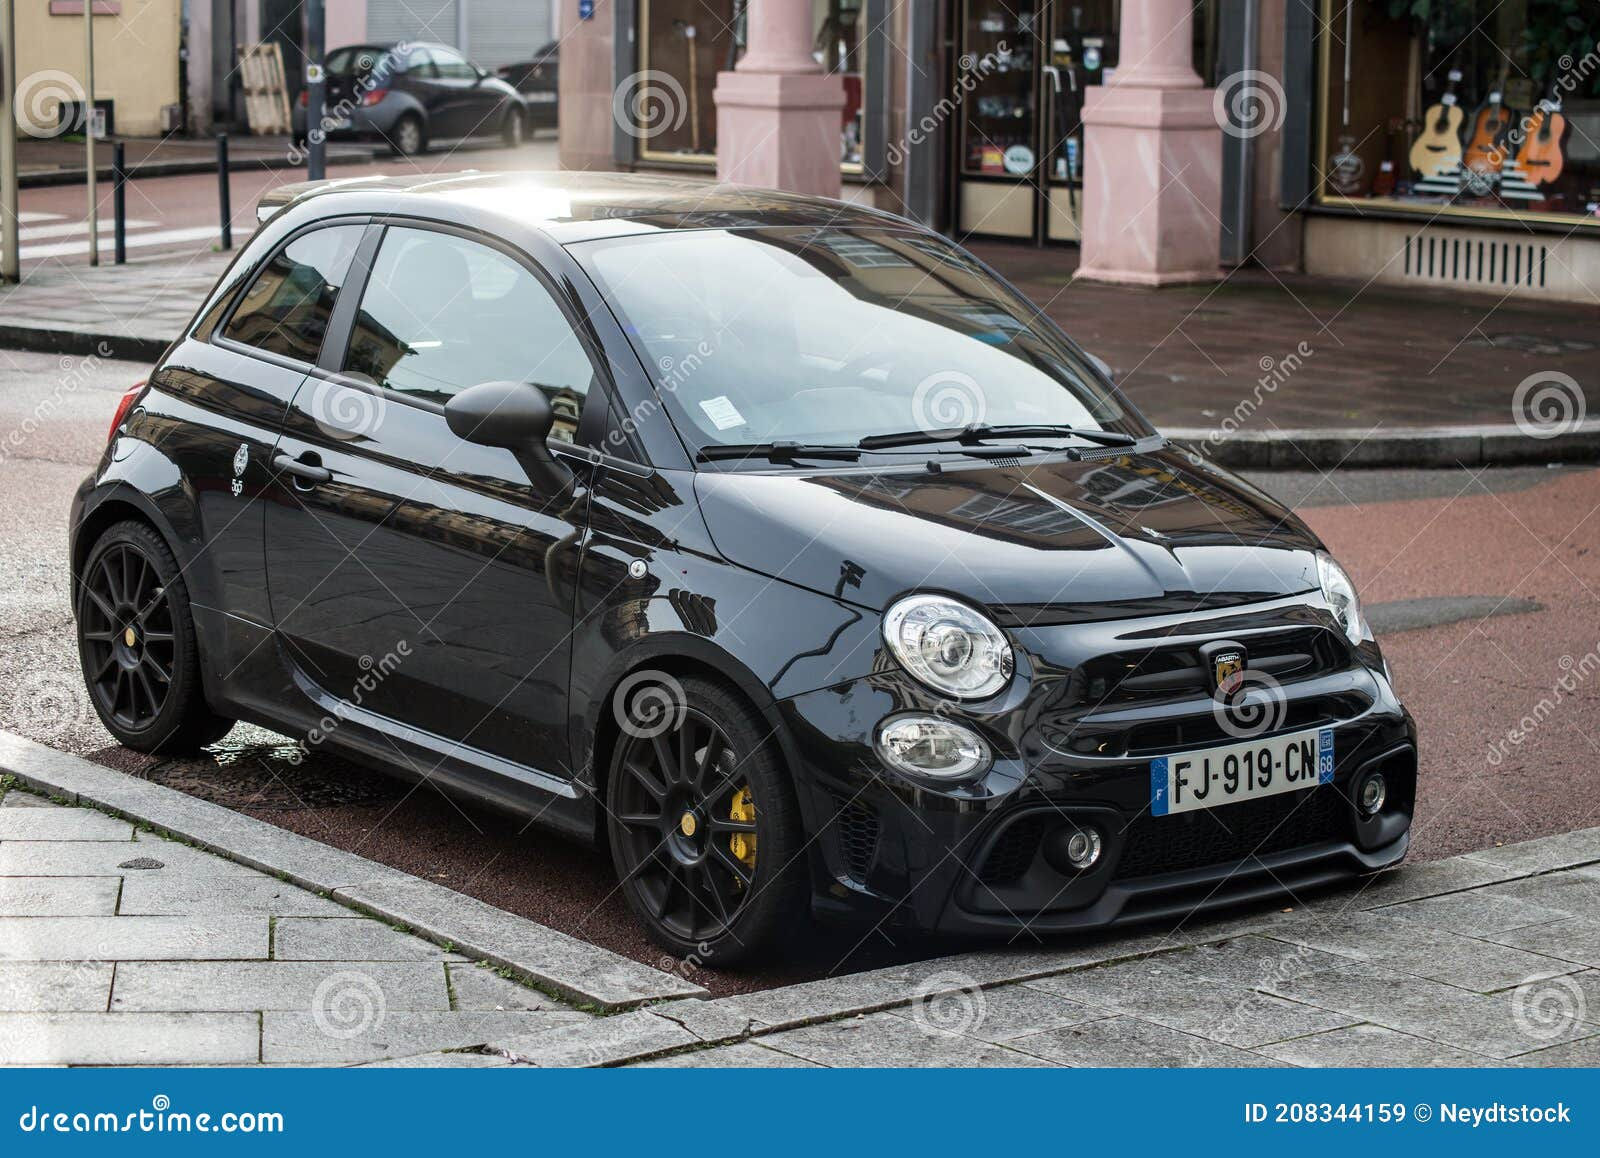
[4,348,1598,995]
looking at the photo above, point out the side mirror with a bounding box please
[445,380,573,496]
[1087,352,1114,382]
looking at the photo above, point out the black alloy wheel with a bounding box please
[606,676,805,963]
[76,521,234,753]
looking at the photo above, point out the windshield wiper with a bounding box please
[696,441,862,464]
[857,424,1139,451]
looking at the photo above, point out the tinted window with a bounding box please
[343,228,596,442]
[431,48,477,79]
[222,225,363,363]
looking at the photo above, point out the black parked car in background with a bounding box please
[70,173,1416,965]
[294,42,528,156]
[497,41,559,131]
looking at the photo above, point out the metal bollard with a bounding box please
[112,142,126,265]
[217,133,232,251]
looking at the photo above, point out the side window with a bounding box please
[401,46,436,76]
[431,48,476,79]
[343,227,597,443]
[221,225,364,363]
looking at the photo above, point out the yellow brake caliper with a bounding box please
[729,785,757,878]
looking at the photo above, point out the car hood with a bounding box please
[693,449,1324,624]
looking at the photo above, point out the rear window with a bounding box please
[221,225,364,364]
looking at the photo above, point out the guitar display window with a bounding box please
[1317,0,1600,227]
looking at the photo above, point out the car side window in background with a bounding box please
[343,227,597,442]
[430,48,477,80]
[221,225,364,364]
[401,46,436,76]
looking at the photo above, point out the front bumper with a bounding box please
[776,595,1417,936]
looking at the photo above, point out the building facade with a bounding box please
[562,0,1600,302]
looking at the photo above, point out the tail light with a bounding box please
[108,382,145,443]
[297,90,308,107]
[361,89,388,107]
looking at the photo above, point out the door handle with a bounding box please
[273,452,333,485]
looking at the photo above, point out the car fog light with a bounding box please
[1358,772,1387,816]
[874,715,990,781]
[1062,827,1103,869]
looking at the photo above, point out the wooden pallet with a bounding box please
[238,42,292,135]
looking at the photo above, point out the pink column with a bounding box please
[713,0,844,197]
[1076,0,1223,285]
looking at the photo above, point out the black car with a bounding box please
[70,172,1416,965]
[497,42,558,132]
[294,42,528,156]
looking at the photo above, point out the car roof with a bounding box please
[259,170,912,243]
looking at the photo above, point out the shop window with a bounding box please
[1320,0,1600,226]
[632,0,870,171]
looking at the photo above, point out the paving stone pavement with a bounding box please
[6,780,1600,1068]
[0,789,589,1065]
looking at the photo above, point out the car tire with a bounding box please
[76,520,235,754]
[389,114,425,156]
[501,107,525,147]
[605,674,808,966]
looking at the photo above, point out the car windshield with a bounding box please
[575,227,1136,458]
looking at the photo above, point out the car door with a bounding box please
[428,47,498,138]
[173,220,366,640]
[262,223,601,777]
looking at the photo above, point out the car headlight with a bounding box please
[1316,552,1367,643]
[883,594,1014,699]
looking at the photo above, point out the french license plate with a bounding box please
[1150,727,1333,817]
[327,117,351,130]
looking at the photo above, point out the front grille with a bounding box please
[1113,787,1347,881]
[1082,627,1343,706]
[834,800,880,882]
[977,815,1051,884]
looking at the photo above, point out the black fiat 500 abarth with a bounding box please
[70,172,1416,964]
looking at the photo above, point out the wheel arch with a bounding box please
[580,636,805,827]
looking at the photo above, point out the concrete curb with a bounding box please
[1166,421,1600,469]
[0,730,706,1010]
[0,322,170,364]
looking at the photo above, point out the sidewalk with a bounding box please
[0,237,1594,466]
[16,135,380,188]
[5,736,1600,1067]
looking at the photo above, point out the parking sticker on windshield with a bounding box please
[699,396,746,430]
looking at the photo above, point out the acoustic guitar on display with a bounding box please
[1518,85,1568,186]
[1463,65,1514,177]
[1409,69,1465,179]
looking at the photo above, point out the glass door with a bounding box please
[955,0,1042,239]
[955,0,1122,244]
